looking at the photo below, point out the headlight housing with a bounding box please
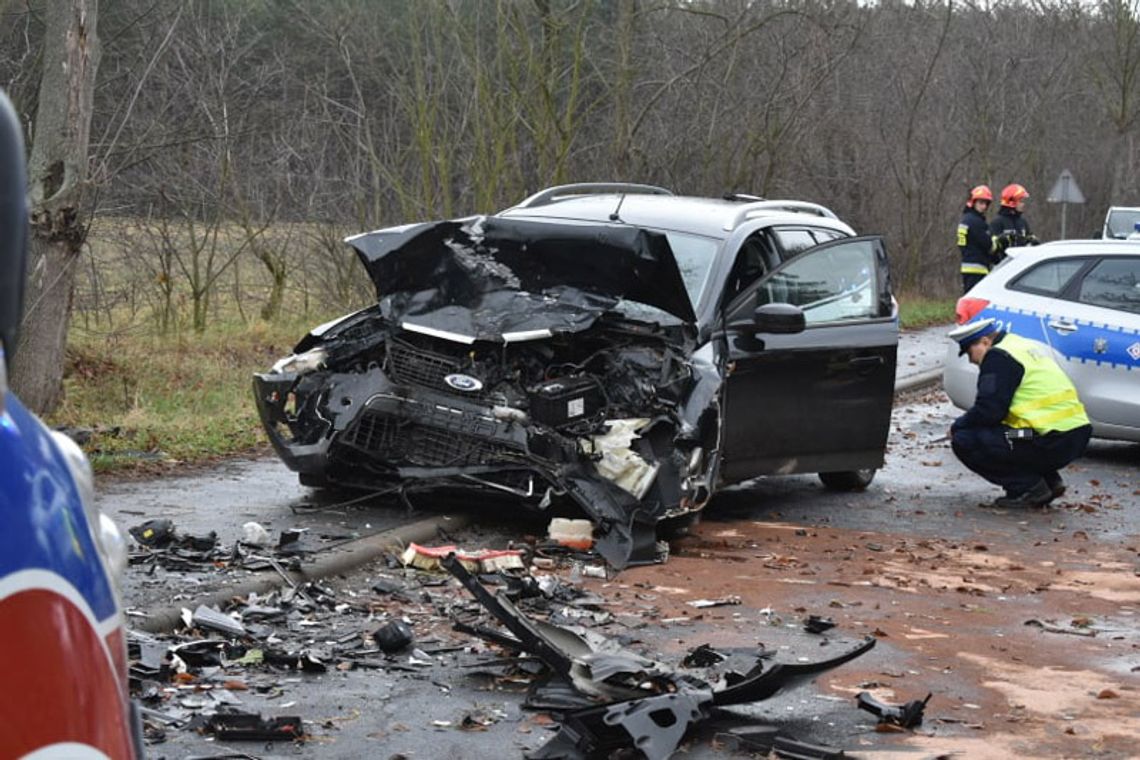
[271,347,328,376]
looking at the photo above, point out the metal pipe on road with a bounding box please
[131,512,470,634]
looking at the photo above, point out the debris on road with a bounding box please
[686,594,742,608]
[547,517,594,550]
[440,551,875,759]
[803,615,837,634]
[204,711,305,741]
[855,691,932,729]
[401,542,525,572]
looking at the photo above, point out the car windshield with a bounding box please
[1106,209,1140,238]
[664,231,719,308]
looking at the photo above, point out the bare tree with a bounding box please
[10,0,100,414]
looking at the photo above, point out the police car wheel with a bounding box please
[818,469,876,491]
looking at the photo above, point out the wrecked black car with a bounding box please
[254,184,899,568]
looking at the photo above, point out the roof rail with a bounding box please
[513,182,673,209]
[723,200,839,231]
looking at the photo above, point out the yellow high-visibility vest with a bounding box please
[996,333,1090,433]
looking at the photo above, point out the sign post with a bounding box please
[1046,169,1086,239]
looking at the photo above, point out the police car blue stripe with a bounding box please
[977,306,1138,371]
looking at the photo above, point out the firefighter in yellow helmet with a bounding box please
[948,318,1092,508]
[990,183,1040,250]
[956,185,1008,293]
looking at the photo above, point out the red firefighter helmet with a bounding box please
[1001,183,1029,207]
[968,185,993,207]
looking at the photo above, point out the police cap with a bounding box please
[948,317,999,356]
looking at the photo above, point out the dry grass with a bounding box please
[48,316,337,472]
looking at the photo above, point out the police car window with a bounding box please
[756,239,878,324]
[1076,257,1140,315]
[1010,258,1086,296]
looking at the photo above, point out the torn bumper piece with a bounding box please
[855,691,931,728]
[442,555,875,760]
[204,711,304,742]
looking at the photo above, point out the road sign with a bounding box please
[1047,169,1085,204]
[1046,169,1085,239]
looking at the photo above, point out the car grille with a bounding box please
[341,410,518,467]
[386,338,482,398]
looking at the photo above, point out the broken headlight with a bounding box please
[271,347,328,376]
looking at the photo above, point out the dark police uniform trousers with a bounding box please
[951,424,1091,496]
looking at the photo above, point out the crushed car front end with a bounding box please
[254,217,721,568]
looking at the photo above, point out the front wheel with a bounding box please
[818,469,876,491]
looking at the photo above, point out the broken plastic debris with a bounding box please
[803,615,837,634]
[579,418,659,499]
[129,518,176,547]
[442,552,874,760]
[191,605,246,638]
[241,521,272,547]
[687,595,742,608]
[855,691,931,728]
[682,643,726,668]
[547,517,594,550]
[373,620,414,653]
[400,542,524,573]
[204,711,304,741]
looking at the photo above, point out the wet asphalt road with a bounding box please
[106,325,1140,758]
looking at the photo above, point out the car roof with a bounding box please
[498,191,854,239]
[1008,239,1140,262]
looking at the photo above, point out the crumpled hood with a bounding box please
[345,217,696,340]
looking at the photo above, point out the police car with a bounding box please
[943,240,1140,443]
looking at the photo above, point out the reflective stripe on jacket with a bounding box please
[996,333,1090,433]
[957,207,997,274]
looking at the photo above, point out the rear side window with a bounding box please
[770,227,847,262]
[1077,257,1140,315]
[1010,258,1086,295]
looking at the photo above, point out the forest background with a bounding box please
[3,0,1138,466]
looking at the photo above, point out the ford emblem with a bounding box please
[444,373,484,392]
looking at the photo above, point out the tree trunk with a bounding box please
[9,0,100,415]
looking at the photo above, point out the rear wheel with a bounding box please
[818,469,876,491]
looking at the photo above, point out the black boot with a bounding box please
[1044,473,1066,499]
[993,479,1053,508]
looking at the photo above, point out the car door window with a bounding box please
[1076,257,1140,315]
[756,238,881,324]
[1010,258,1087,296]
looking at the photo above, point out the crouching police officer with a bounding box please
[948,318,1092,507]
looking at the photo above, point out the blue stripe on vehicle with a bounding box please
[976,306,1139,371]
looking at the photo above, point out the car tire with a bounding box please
[818,469,876,491]
[659,510,702,539]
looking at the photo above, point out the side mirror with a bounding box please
[753,302,805,334]
[0,90,28,366]
[1092,230,1102,239]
